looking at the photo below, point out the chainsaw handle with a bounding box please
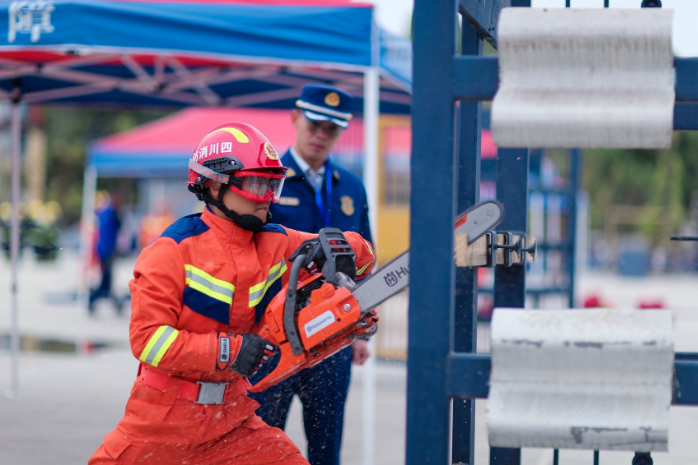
[284,252,307,356]
[318,228,356,286]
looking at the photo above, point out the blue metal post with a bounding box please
[408,0,458,463]
[568,149,581,307]
[452,16,483,465]
[489,1,529,462]
[489,147,529,465]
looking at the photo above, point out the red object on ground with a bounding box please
[582,293,614,308]
[583,295,603,308]
[638,298,666,309]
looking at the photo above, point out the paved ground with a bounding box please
[0,350,409,465]
[3,252,698,464]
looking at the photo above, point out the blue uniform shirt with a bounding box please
[96,204,121,260]
[271,149,373,244]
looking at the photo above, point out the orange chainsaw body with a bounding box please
[246,273,378,393]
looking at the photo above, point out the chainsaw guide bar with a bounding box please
[352,199,504,312]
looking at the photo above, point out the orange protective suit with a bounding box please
[89,207,374,464]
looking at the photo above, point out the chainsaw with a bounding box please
[245,199,505,392]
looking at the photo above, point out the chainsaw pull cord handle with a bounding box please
[284,252,308,356]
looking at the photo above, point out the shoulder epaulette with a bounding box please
[258,223,287,235]
[161,213,209,244]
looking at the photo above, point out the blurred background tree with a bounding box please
[41,107,172,225]
[583,132,698,246]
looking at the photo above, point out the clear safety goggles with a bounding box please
[229,172,285,203]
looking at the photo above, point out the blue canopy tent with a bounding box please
[0,0,412,420]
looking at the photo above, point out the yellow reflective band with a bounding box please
[211,127,249,143]
[249,259,288,307]
[356,262,371,276]
[184,264,235,305]
[151,328,179,367]
[356,240,375,277]
[365,240,375,259]
[185,265,235,291]
[139,325,179,367]
[186,279,233,304]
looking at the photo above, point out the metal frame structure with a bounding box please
[0,53,411,107]
[409,1,698,464]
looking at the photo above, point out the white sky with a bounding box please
[369,0,698,57]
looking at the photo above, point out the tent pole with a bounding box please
[8,102,20,399]
[79,165,97,313]
[362,64,379,465]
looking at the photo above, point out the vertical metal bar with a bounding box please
[604,0,610,7]
[79,165,97,313]
[490,2,530,463]
[8,102,21,399]
[451,15,482,465]
[408,0,457,463]
[363,24,380,243]
[594,450,600,465]
[568,149,581,308]
[553,449,560,465]
[362,17,381,461]
[490,147,529,465]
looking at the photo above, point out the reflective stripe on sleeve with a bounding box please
[139,325,179,367]
[184,264,235,304]
[356,240,375,277]
[249,258,288,307]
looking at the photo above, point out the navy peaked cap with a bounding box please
[296,84,354,129]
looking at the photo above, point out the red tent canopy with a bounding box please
[89,107,365,177]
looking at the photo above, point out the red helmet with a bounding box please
[187,122,287,202]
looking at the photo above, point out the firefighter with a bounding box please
[89,122,375,464]
[249,84,372,465]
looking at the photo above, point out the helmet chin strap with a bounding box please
[202,184,270,232]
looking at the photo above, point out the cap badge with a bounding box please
[340,196,355,216]
[325,92,340,107]
[264,142,279,161]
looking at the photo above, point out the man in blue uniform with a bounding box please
[250,84,373,465]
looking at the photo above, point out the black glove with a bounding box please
[229,334,276,377]
[289,238,327,273]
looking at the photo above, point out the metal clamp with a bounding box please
[195,381,228,404]
[486,231,498,268]
[490,231,515,267]
[518,234,537,263]
[487,231,536,267]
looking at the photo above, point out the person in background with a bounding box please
[138,196,175,249]
[249,84,373,465]
[89,191,122,314]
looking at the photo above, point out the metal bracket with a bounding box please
[487,231,498,268]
